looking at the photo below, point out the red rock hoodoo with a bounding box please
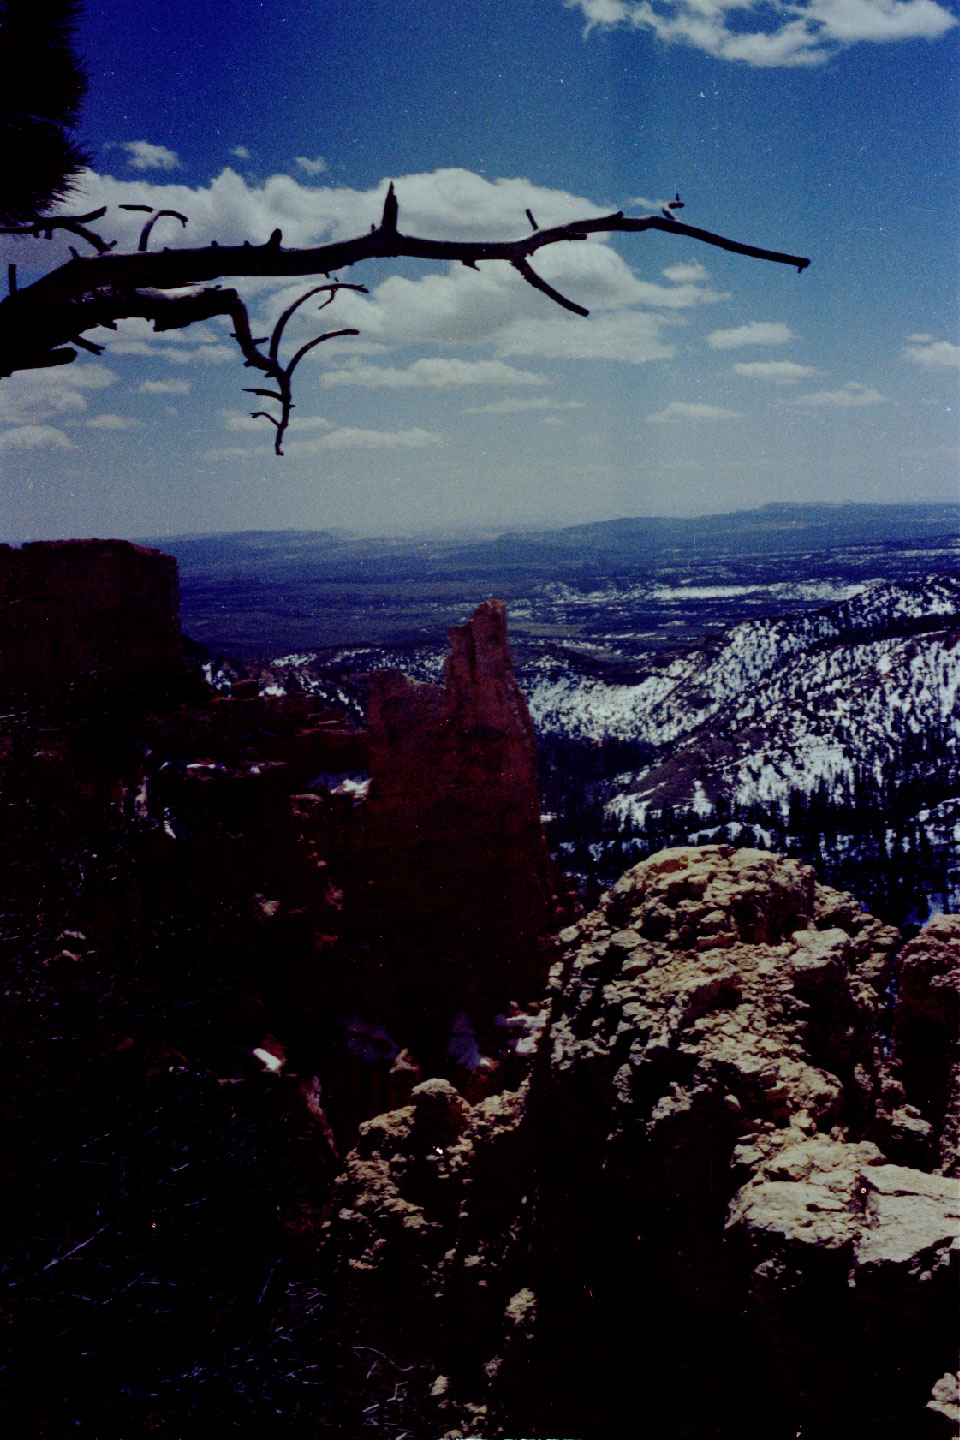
[364,599,571,1007]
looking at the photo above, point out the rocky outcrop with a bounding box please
[364,599,572,1011]
[330,847,960,1439]
[0,539,192,709]
[895,912,960,1176]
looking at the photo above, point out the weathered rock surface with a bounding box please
[0,539,192,708]
[896,911,960,1176]
[364,599,572,1010]
[330,847,960,1439]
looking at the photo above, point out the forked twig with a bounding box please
[238,282,366,454]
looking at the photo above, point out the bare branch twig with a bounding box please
[0,185,811,452]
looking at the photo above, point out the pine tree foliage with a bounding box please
[0,0,90,227]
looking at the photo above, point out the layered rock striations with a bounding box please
[331,848,960,1439]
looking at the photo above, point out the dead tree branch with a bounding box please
[0,181,810,451]
[237,282,365,454]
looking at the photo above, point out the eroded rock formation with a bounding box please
[330,847,960,1439]
[364,599,572,1011]
[0,539,192,709]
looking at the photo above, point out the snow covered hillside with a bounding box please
[535,575,960,927]
[526,574,960,748]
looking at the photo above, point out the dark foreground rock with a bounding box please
[330,847,960,1439]
[0,538,193,709]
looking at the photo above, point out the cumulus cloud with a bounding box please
[294,154,328,175]
[0,424,78,451]
[498,309,677,364]
[207,424,443,458]
[230,145,252,160]
[86,318,236,366]
[707,322,795,349]
[284,425,443,454]
[137,379,192,395]
[902,336,960,368]
[462,396,587,414]
[662,261,709,283]
[566,0,957,67]
[30,166,722,370]
[158,344,237,365]
[628,193,673,212]
[114,141,182,172]
[319,358,549,388]
[0,364,118,425]
[793,381,888,407]
[85,413,144,430]
[732,361,822,382]
[279,244,690,366]
[646,400,743,422]
[59,165,610,258]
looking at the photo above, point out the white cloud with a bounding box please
[275,240,688,366]
[0,364,118,424]
[85,413,144,430]
[285,425,443,454]
[157,344,237,365]
[646,400,743,422]
[209,424,443,457]
[294,154,328,176]
[103,340,154,357]
[805,0,957,43]
[732,361,822,382]
[629,193,670,213]
[662,261,709,283]
[0,424,78,451]
[319,358,549,389]
[462,396,587,414]
[14,364,117,390]
[61,165,610,258]
[902,337,960,369]
[222,411,289,433]
[793,381,888,407]
[566,0,957,67]
[30,166,724,371]
[117,141,181,172]
[231,146,252,160]
[86,318,236,366]
[707,322,795,349]
[137,379,192,395]
[498,309,677,364]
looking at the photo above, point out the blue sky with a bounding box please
[1,0,958,539]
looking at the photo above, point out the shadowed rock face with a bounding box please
[330,847,960,1440]
[896,912,960,1177]
[0,539,190,709]
[364,599,572,1012]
